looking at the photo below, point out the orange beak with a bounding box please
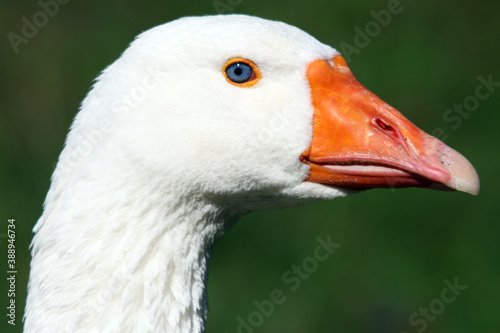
[300,55,480,195]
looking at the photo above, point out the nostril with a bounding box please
[373,117,407,148]
[374,118,394,132]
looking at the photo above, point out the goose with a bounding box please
[25,14,480,333]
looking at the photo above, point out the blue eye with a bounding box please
[223,58,261,86]
[225,62,254,84]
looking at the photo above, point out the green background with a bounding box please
[2,0,499,332]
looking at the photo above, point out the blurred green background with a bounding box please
[2,0,499,332]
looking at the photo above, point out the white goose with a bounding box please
[25,14,479,333]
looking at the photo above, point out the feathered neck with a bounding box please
[25,150,230,333]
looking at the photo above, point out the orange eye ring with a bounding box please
[222,57,262,87]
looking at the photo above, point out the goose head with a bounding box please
[26,14,479,333]
[87,14,477,209]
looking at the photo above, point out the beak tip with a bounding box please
[451,173,480,196]
[440,145,480,196]
[454,171,480,196]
